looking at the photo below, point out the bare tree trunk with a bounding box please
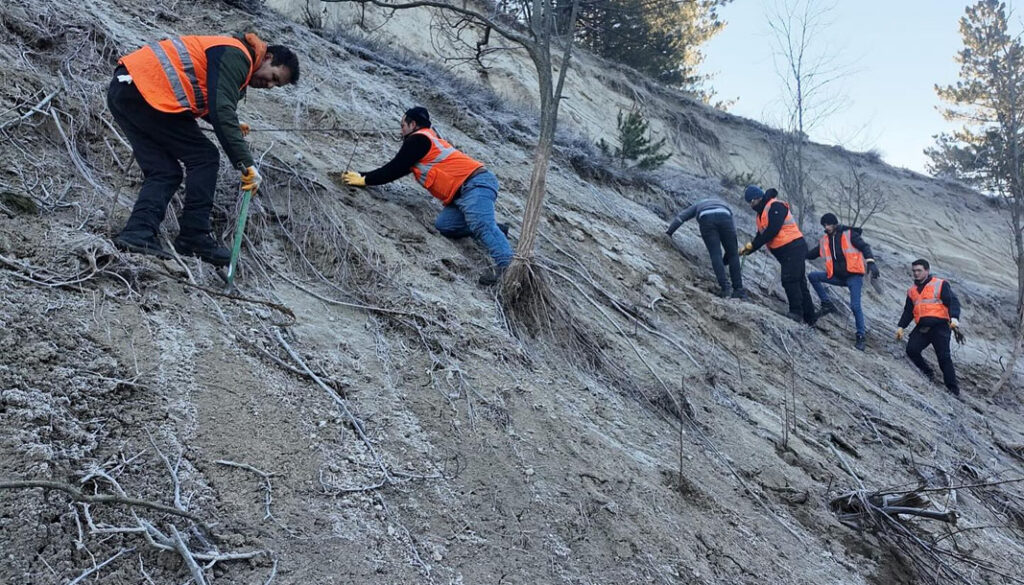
[514,65,556,263]
[994,200,1024,392]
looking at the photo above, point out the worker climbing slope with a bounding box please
[896,259,963,396]
[109,33,300,266]
[341,107,513,286]
[806,213,880,350]
[739,186,816,324]
[665,197,747,299]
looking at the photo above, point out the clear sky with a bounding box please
[700,0,984,174]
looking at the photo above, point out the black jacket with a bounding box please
[749,193,793,252]
[806,225,874,278]
[362,133,432,186]
[898,275,961,329]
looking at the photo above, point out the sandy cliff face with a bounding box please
[1,1,1022,584]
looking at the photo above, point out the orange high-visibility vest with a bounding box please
[908,278,950,323]
[119,34,266,118]
[410,128,484,205]
[756,199,803,249]
[821,230,866,278]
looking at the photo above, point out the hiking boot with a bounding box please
[947,385,961,397]
[854,334,866,351]
[817,301,838,317]
[785,311,803,323]
[731,288,748,300]
[498,223,511,238]
[114,230,172,259]
[478,265,507,286]
[716,286,731,298]
[174,232,231,267]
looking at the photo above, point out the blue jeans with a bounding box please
[808,271,865,336]
[434,170,513,268]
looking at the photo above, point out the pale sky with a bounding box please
[701,0,987,174]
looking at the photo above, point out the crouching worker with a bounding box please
[665,197,746,298]
[739,186,816,324]
[109,33,300,265]
[341,107,513,286]
[806,213,879,350]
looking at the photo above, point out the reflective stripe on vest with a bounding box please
[756,199,803,249]
[908,278,950,323]
[147,41,193,111]
[409,128,484,204]
[413,132,457,187]
[821,230,865,278]
[120,36,256,117]
[170,37,206,112]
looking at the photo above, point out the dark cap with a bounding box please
[744,185,764,202]
[820,213,839,226]
[404,106,431,128]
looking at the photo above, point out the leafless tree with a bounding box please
[766,0,847,230]
[323,0,580,314]
[830,158,886,228]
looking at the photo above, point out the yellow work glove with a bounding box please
[239,122,251,137]
[739,242,754,256]
[895,327,904,342]
[342,171,366,187]
[950,318,960,330]
[240,165,262,192]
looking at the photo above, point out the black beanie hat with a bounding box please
[404,106,431,128]
[820,213,839,226]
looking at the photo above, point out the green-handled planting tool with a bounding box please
[224,187,253,292]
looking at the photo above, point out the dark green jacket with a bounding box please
[203,36,257,169]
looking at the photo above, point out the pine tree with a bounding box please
[599,109,671,169]
[576,0,731,100]
[927,0,1024,390]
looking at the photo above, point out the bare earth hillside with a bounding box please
[2,1,1023,584]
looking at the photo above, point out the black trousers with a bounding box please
[698,212,743,291]
[772,238,815,322]
[906,323,959,392]
[107,67,220,236]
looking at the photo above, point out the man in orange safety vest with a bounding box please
[806,213,879,350]
[341,107,513,286]
[109,33,299,266]
[896,259,962,396]
[738,185,817,325]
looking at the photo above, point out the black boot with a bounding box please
[731,288,748,300]
[478,265,507,286]
[114,229,172,259]
[818,300,838,317]
[174,232,231,267]
[854,333,866,351]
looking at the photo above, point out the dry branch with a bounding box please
[67,547,135,585]
[0,479,202,523]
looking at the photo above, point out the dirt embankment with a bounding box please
[2,1,1023,584]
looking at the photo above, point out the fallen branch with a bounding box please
[273,329,392,483]
[67,547,135,585]
[0,479,202,523]
[170,524,208,585]
[0,89,59,131]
